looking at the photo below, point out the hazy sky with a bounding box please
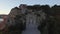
[0,0,60,14]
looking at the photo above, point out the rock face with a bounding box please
[39,5,60,34]
[7,4,60,34]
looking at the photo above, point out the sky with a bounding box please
[0,0,60,15]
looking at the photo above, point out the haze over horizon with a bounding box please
[0,0,60,15]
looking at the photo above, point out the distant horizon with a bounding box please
[0,0,60,14]
[0,14,8,15]
[0,4,60,15]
